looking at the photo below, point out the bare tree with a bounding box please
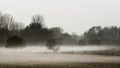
[32,15,44,27]
[9,22,24,30]
[0,14,15,29]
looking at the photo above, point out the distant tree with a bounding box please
[46,38,56,49]
[79,34,87,45]
[21,15,53,44]
[6,36,25,48]
[71,33,80,44]
[61,33,71,44]
[83,26,102,44]
[31,15,44,28]
[80,26,120,45]
[0,28,9,45]
[101,26,119,44]
[0,14,15,45]
[50,27,63,34]
[49,27,80,45]
[46,38,61,52]
[50,27,63,45]
[79,39,86,45]
[0,14,15,29]
[9,22,24,31]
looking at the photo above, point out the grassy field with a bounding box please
[0,45,120,68]
[60,49,120,56]
[0,63,119,68]
[81,49,120,56]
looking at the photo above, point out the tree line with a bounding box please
[0,12,80,48]
[79,26,120,45]
[0,12,119,48]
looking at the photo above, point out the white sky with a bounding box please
[0,0,119,35]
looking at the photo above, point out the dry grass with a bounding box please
[60,49,120,56]
[81,49,120,56]
[0,63,119,68]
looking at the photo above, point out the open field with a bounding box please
[0,45,120,68]
[0,53,120,65]
[0,53,120,68]
[0,63,120,68]
[0,53,120,64]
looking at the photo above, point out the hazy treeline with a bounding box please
[0,12,120,48]
[0,12,80,48]
[79,26,120,45]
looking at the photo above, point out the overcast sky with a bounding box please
[0,0,119,35]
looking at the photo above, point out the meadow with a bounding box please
[0,45,120,68]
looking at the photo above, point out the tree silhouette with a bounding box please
[6,36,25,48]
[79,26,120,45]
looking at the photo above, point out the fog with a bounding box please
[0,45,120,65]
[0,45,120,54]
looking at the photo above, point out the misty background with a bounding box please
[0,0,120,55]
[0,1,120,68]
[0,0,119,34]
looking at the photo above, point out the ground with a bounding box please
[0,53,120,68]
[0,45,120,68]
[0,63,120,68]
